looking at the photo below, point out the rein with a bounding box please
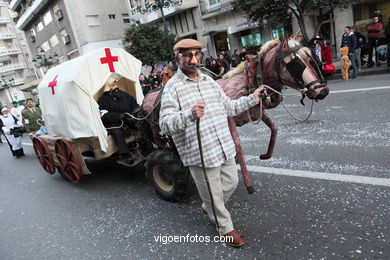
[242,41,318,122]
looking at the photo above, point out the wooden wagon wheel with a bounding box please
[32,137,56,174]
[54,139,83,184]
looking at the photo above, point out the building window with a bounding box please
[41,41,50,52]
[37,21,44,32]
[50,34,59,47]
[108,14,116,19]
[43,11,53,26]
[53,4,63,20]
[123,18,130,23]
[86,15,100,27]
[60,29,70,44]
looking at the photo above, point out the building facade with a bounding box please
[10,0,132,75]
[131,0,389,60]
[0,0,35,106]
[128,0,291,58]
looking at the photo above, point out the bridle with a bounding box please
[276,41,327,92]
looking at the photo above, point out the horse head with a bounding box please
[269,37,329,101]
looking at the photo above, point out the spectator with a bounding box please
[10,100,25,122]
[139,74,151,96]
[348,27,358,78]
[216,53,230,75]
[351,26,366,71]
[160,65,174,86]
[221,50,231,65]
[312,36,323,65]
[239,47,248,61]
[321,40,336,75]
[340,26,351,49]
[340,47,350,80]
[209,58,222,76]
[367,16,383,67]
[385,17,390,67]
[231,49,241,68]
[21,98,43,136]
[148,71,162,89]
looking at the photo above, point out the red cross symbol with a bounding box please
[100,48,118,72]
[48,75,58,95]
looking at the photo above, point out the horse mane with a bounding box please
[259,39,280,56]
[259,38,312,61]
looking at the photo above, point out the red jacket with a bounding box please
[367,22,383,39]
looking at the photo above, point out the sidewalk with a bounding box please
[326,58,389,80]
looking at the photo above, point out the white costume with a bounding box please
[10,105,25,121]
[0,109,24,157]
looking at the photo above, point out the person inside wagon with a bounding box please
[98,77,142,167]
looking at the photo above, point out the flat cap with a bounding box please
[173,39,202,54]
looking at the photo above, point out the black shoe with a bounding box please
[367,62,374,68]
[376,63,381,67]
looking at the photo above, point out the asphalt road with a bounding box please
[0,73,389,259]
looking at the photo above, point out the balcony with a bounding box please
[138,0,198,24]
[0,17,11,24]
[16,0,50,30]
[9,0,23,11]
[0,33,17,40]
[13,78,25,86]
[0,48,23,57]
[200,0,233,19]
[0,63,28,73]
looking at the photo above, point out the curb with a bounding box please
[325,67,390,80]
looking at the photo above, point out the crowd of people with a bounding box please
[338,15,390,80]
[0,99,43,158]
[139,65,174,96]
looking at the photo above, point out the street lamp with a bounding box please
[137,0,183,62]
[32,50,59,73]
[0,75,15,102]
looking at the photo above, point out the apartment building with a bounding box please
[0,0,35,106]
[9,0,132,73]
[128,0,282,58]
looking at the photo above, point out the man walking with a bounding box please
[159,39,265,247]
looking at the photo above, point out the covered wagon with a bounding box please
[32,47,191,200]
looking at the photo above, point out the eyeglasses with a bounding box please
[177,51,202,60]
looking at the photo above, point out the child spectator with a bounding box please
[340,47,350,80]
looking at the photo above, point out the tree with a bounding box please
[123,23,176,67]
[232,0,351,41]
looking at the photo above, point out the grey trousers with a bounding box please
[188,158,238,235]
[355,48,361,70]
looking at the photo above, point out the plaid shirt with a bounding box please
[159,68,258,167]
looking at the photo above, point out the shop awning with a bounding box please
[227,22,259,34]
[19,79,41,92]
[201,29,226,36]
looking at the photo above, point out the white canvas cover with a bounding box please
[37,48,143,152]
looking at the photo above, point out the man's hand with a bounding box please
[252,86,267,103]
[192,101,205,119]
